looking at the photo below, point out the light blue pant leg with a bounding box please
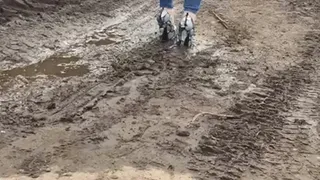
[184,0,202,14]
[160,0,173,9]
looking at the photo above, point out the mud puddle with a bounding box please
[0,54,89,89]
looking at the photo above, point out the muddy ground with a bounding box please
[0,0,319,179]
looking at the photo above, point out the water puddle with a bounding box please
[0,55,89,89]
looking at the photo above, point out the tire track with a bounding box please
[262,80,320,179]
[258,30,320,179]
[191,52,320,180]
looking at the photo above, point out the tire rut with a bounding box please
[191,53,320,179]
[259,31,320,179]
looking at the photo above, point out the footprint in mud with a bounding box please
[86,29,125,46]
[0,54,89,90]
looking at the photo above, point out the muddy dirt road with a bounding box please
[0,0,319,179]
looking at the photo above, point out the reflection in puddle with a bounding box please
[0,55,89,89]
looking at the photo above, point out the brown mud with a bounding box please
[0,0,319,179]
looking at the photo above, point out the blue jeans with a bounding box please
[160,0,202,14]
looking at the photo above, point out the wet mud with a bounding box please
[1,55,81,77]
[0,54,88,88]
[0,0,319,179]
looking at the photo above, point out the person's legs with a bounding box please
[160,0,173,9]
[160,0,174,19]
[184,0,202,19]
[177,0,202,47]
[157,0,176,41]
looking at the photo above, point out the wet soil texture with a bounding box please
[0,0,319,179]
